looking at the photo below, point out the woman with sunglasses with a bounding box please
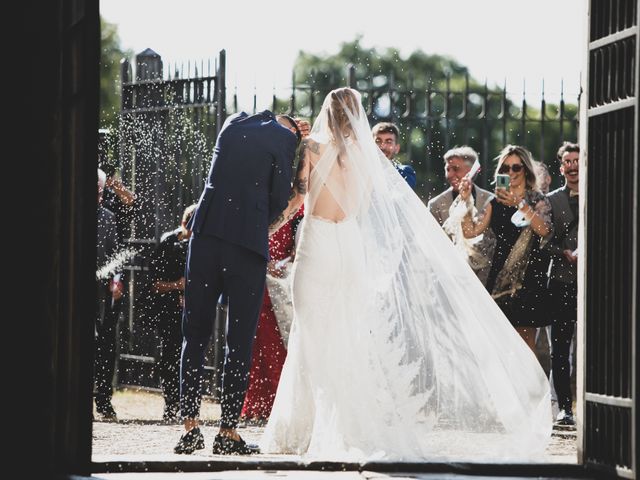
[459,145,552,350]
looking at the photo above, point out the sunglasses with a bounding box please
[498,163,524,174]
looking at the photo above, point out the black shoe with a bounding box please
[211,434,260,455]
[96,402,118,421]
[555,409,575,426]
[174,427,205,454]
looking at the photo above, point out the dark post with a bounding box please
[559,79,565,141]
[462,73,470,144]
[289,71,296,115]
[253,86,257,115]
[273,87,278,114]
[120,58,132,109]
[520,79,527,145]
[347,64,356,89]
[215,49,226,136]
[405,74,415,165]
[481,80,490,189]
[212,49,228,399]
[119,49,172,382]
[310,68,317,118]
[444,74,451,152]
[131,48,170,243]
[501,80,508,146]
[540,80,546,162]
[233,86,238,113]
[136,48,163,81]
[424,80,433,177]
[389,70,397,124]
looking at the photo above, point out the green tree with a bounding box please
[291,37,578,199]
[100,16,133,128]
[294,36,469,92]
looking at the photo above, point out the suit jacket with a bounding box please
[97,205,118,269]
[546,186,578,284]
[427,185,493,226]
[395,163,417,190]
[189,111,297,259]
[97,205,119,304]
[427,185,495,285]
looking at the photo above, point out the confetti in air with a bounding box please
[96,248,138,280]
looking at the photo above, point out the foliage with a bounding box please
[292,37,579,199]
[100,16,133,128]
[294,36,470,92]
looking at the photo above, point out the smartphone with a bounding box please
[496,174,510,190]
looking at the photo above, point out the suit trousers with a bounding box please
[158,317,182,409]
[180,234,266,428]
[549,278,577,412]
[95,287,121,405]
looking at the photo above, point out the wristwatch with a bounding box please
[517,199,526,210]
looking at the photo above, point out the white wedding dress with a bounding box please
[260,88,551,462]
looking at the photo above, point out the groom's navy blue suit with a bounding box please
[180,111,296,428]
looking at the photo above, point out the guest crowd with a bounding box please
[94,120,579,429]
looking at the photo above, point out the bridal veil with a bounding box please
[261,88,552,462]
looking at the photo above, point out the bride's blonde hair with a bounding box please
[327,87,360,140]
[326,87,360,166]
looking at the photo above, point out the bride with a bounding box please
[261,87,551,461]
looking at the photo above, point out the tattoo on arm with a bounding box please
[269,213,286,234]
[269,207,301,235]
[270,141,314,235]
[308,139,320,154]
[293,143,309,195]
[295,176,308,194]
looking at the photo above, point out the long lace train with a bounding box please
[260,88,551,462]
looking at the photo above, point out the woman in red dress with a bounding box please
[240,206,304,423]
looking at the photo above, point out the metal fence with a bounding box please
[113,49,226,396]
[236,65,580,199]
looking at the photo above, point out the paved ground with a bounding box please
[92,388,578,469]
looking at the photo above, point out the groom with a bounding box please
[174,110,301,455]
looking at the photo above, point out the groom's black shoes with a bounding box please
[211,434,260,455]
[174,427,205,454]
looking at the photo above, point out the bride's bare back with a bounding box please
[268,88,364,233]
[306,140,348,223]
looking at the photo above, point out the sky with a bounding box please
[100,0,587,111]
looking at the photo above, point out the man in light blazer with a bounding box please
[428,146,495,286]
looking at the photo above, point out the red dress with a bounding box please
[240,206,303,421]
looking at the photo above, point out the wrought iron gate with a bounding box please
[581,0,638,477]
[115,49,227,397]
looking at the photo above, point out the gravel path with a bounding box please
[92,388,577,464]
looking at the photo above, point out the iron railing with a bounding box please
[113,49,226,397]
[235,67,579,199]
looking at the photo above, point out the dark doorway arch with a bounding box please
[10,0,637,477]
